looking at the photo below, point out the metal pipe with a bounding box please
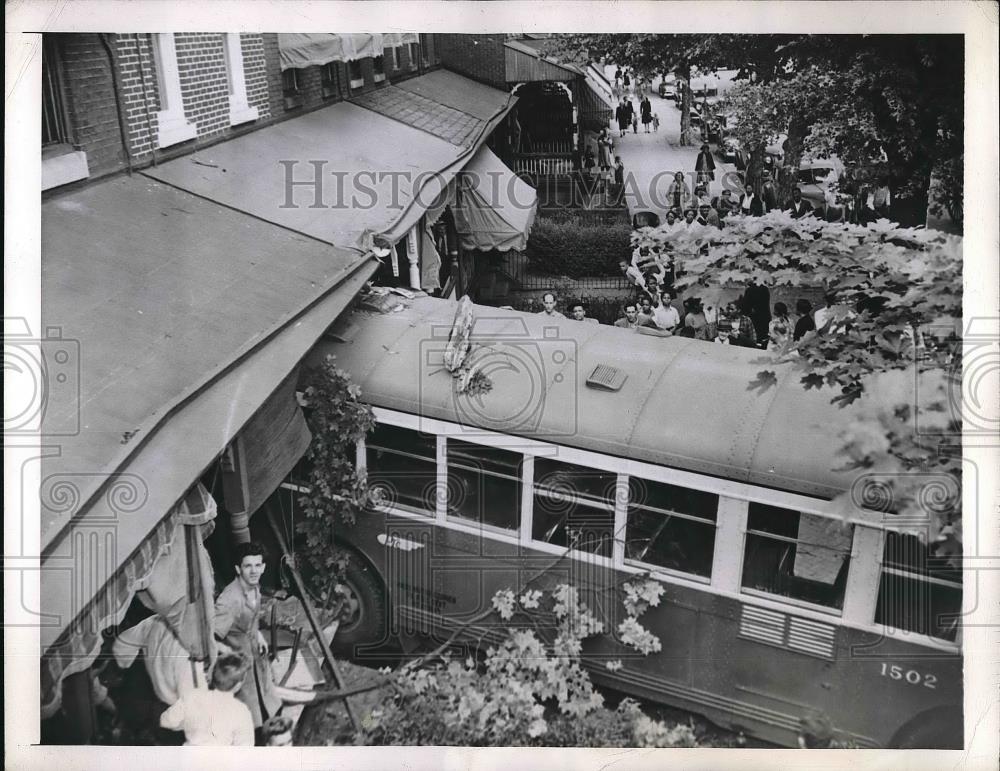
[98,33,133,176]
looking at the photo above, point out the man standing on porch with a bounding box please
[214,541,281,736]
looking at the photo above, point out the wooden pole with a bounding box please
[264,503,358,731]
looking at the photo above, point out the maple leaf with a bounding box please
[747,370,779,394]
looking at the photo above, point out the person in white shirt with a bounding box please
[650,290,681,332]
[539,291,566,318]
[159,652,255,746]
[618,257,645,289]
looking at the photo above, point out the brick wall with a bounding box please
[436,34,506,89]
[115,33,159,160]
[53,33,125,177]
[115,33,271,161]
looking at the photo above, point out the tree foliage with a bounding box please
[356,581,699,747]
[545,34,963,225]
[633,210,963,543]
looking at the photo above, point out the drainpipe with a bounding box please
[99,33,133,175]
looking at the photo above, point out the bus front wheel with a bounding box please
[328,553,392,660]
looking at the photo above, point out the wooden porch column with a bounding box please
[60,669,97,744]
[220,439,251,544]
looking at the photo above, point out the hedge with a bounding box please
[526,215,632,278]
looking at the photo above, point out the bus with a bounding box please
[278,296,963,749]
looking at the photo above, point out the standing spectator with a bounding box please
[667,171,692,213]
[615,99,630,138]
[614,302,641,330]
[159,652,255,746]
[739,183,765,216]
[617,257,645,289]
[214,542,281,733]
[597,128,614,174]
[722,300,757,347]
[872,177,891,219]
[785,187,814,218]
[760,169,778,212]
[683,297,712,341]
[813,291,836,332]
[767,302,794,351]
[697,202,721,228]
[742,282,772,348]
[661,209,682,233]
[793,298,816,340]
[637,295,657,328]
[613,156,626,205]
[539,291,566,318]
[650,290,681,332]
[640,95,653,133]
[695,143,716,185]
[569,301,599,324]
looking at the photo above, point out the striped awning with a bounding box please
[40,483,217,719]
[278,33,419,71]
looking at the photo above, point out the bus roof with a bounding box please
[309,297,871,500]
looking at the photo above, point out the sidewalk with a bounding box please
[592,80,739,220]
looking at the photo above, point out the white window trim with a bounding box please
[392,46,401,70]
[223,33,259,126]
[153,34,197,148]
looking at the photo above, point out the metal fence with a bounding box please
[513,155,575,176]
[502,251,633,291]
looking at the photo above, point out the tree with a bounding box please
[632,211,963,546]
[545,34,964,226]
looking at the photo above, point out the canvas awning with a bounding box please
[40,174,378,704]
[452,145,538,252]
[143,72,517,252]
[278,33,419,70]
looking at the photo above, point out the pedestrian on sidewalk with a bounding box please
[667,171,692,214]
[623,70,631,93]
[695,143,716,185]
[652,112,660,132]
[597,127,614,172]
[612,156,626,205]
[615,99,630,138]
[640,95,653,133]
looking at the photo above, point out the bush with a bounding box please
[526,215,632,278]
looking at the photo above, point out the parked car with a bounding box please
[658,76,676,99]
[797,157,846,208]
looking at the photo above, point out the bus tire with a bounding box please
[329,552,392,660]
[889,706,963,749]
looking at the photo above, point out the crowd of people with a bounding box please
[539,284,852,353]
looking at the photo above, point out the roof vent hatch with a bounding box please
[586,364,627,391]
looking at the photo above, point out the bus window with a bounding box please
[875,531,962,642]
[365,422,438,515]
[446,439,522,531]
[532,458,616,557]
[624,478,718,578]
[741,503,853,610]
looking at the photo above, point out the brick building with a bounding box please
[42,32,444,192]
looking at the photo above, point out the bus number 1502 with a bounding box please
[879,663,938,688]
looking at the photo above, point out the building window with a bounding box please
[373,55,386,83]
[151,33,197,147]
[741,503,853,610]
[446,440,522,531]
[874,531,962,641]
[391,46,401,71]
[41,36,89,191]
[321,63,339,99]
[532,458,616,557]
[408,42,420,70]
[348,60,364,89]
[222,33,259,126]
[282,68,303,109]
[42,37,68,147]
[624,478,718,579]
[365,423,437,516]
